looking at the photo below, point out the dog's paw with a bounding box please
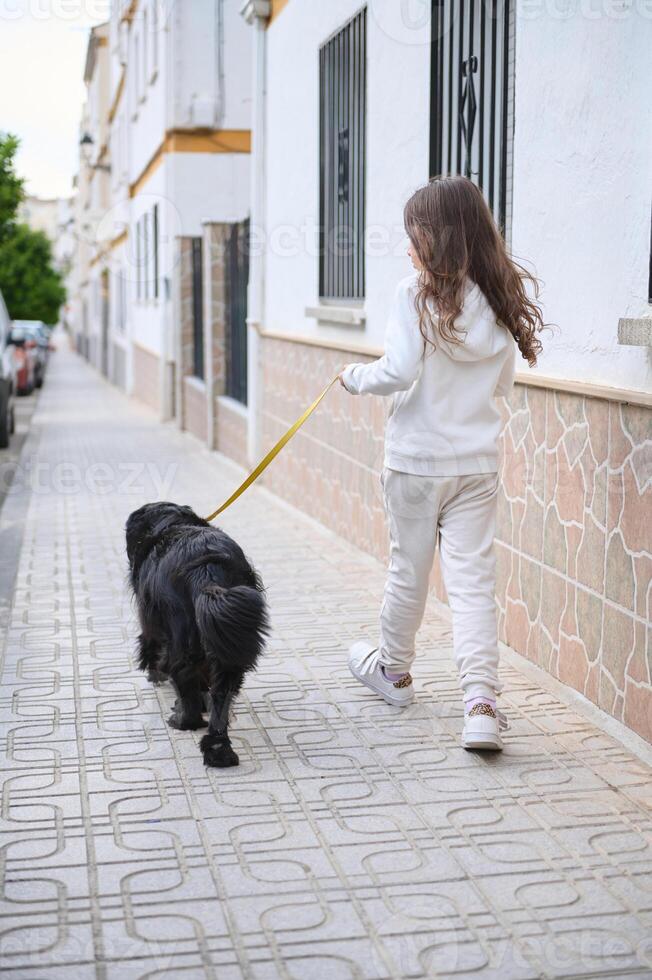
[147,668,168,686]
[200,733,239,768]
[167,712,208,731]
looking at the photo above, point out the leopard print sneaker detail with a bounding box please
[392,673,413,689]
[467,701,496,719]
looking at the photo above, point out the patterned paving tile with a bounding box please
[0,342,651,978]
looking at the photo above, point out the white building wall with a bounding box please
[222,0,255,130]
[264,0,429,352]
[127,9,167,183]
[263,1,651,395]
[166,0,251,131]
[511,9,652,392]
[129,164,167,358]
[168,152,251,230]
[84,23,112,370]
[126,0,252,368]
[17,196,59,240]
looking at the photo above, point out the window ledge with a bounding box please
[217,394,248,418]
[618,314,652,347]
[184,375,206,393]
[305,305,366,327]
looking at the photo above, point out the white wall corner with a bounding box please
[239,0,270,25]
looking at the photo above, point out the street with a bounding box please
[1,338,651,979]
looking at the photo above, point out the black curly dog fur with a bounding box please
[125,502,269,768]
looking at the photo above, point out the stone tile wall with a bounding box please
[177,237,195,432]
[183,378,208,444]
[204,223,229,417]
[494,385,651,742]
[178,234,209,444]
[111,342,127,392]
[132,342,160,414]
[215,397,249,470]
[258,334,652,743]
[178,226,241,457]
[203,223,249,465]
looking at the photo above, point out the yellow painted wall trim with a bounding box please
[129,129,251,198]
[121,0,138,24]
[108,70,126,123]
[268,0,290,26]
[109,229,128,251]
[256,326,652,409]
[167,129,251,154]
[88,229,129,268]
[129,142,165,198]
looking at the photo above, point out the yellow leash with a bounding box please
[205,375,340,522]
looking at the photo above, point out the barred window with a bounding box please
[225,220,249,405]
[191,237,204,380]
[430,0,515,234]
[319,8,366,301]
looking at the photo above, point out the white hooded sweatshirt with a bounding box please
[341,273,516,476]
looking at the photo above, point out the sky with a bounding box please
[0,2,108,200]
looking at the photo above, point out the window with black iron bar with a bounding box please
[143,213,150,301]
[136,216,142,301]
[225,219,249,406]
[430,1,515,236]
[319,7,366,301]
[647,203,652,303]
[191,237,204,379]
[152,203,159,300]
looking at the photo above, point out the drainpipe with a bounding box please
[205,0,225,447]
[159,2,179,422]
[214,0,225,128]
[240,0,270,465]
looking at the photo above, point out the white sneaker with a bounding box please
[348,641,415,707]
[462,702,507,751]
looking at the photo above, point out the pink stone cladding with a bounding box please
[216,398,248,470]
[249,335,652,744]
[132,343,160,414]
[182,378,208,444]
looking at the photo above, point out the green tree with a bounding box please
[0,133,24,239]
[0,223,66,324]
[0,132,66,324]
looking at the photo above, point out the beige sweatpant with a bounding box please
[378,467,503,701]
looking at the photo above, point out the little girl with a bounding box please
[339,176,543,751]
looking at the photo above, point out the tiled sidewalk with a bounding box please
[0,341,651,979]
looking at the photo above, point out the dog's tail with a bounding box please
[193,584,269,673]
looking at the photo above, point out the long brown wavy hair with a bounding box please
[404,176,545,366]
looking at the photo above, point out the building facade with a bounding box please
[18,195,75,328]
[236,0,652,742]
[70,0,652,743]
[18,196,59,242]
[70,0,253,436]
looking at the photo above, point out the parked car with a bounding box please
[0,290,16,448]
[7,325,38,396]
[10,320,54,388]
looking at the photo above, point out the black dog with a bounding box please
[125,502,269,768]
